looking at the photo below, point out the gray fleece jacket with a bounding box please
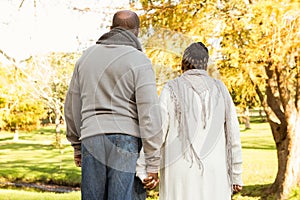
[64,28,163,172]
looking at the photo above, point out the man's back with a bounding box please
[75,44,154,139]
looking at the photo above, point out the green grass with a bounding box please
[240,122,277,185]
[0,123,299,200]
[0,126,81,186]
[233,122,277,200]
[0,189,80,200]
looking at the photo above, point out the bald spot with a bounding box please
[111,10,140,35]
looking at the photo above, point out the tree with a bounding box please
[137,0,260,125]
[137,0,223,89]
[0,56,46,134]
[23,52,80,146]
[217,1,300,198]
[0,49,79,146]
[256,2,299,199]
[216,0,263,128]
[140,27,194,92]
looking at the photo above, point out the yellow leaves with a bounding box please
[146,48,181,93]
[139,0,300,108]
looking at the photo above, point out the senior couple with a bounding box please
[64,10,243,200]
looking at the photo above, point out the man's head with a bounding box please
[181,42,209,72]
[111,10,140,37]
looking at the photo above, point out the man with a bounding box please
[64,10,162,200]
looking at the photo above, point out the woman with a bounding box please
[137,42,243,200]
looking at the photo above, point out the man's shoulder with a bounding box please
[98,45,149,59]
[121,45,148,57]
[122,47,151,64]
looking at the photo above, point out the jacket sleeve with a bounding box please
[220,81,243,186]
[64,61,82,146]
[134,58,163,173]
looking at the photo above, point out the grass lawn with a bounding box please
[0,126,81,187]
[0,123,299,199]
[233,123,277,200]
[0,189,80,200]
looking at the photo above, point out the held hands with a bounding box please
[233,185,242,193]
[73,145,82,167]
[142,172,159,190]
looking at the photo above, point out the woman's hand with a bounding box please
[142,173,159,190]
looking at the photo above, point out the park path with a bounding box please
[0,182,80,193]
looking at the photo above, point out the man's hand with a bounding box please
[233,185,242,193]
[142,172,159,190]
[73,145,81,167]
[74,154,81,167]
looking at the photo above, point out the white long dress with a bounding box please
[157,70,243,200]
[137,70,242,200]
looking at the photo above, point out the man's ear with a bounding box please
[133,28,139,37]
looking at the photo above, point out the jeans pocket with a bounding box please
[110,134,140,154]
[105,134,140,173]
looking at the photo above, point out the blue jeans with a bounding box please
[81,134,146,200]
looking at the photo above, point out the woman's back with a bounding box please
[159,71,231,200]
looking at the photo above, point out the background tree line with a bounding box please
[0,52,80,145]
[0,0,299,199]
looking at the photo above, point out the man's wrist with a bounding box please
[72,143,81,148]
[73,144,81,156]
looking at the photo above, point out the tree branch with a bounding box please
[264,64,286,124]
[275,64,293,114]
[0,49,16,63]
[296,56,300,111]
[19,0,25,9]
[143,4,175,12]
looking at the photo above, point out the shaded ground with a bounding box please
[0,182,80,193]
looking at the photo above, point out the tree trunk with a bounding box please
[54,106,61,147]
[258,107,266,122]
[269,112,300,199]
[13,129,19,142]
[243,107,251,129]
[256,65,300,199]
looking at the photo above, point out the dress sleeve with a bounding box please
[136,147,148,181]
[136,85,170,178]
[219,81,243,186]
[159,85,171,144]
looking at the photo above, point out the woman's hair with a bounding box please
[181,42,209,72]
